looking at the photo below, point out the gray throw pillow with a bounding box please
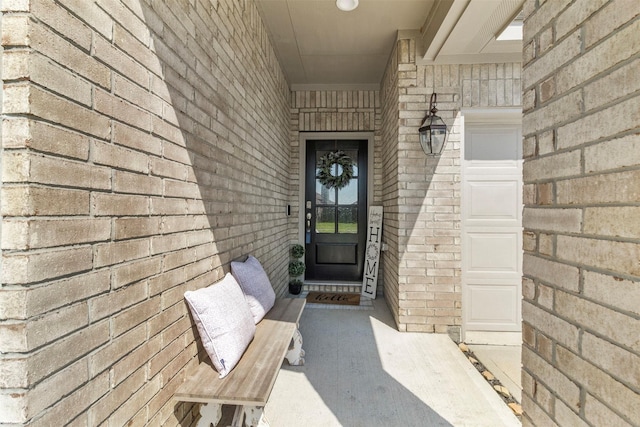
[231,255,276,323]
[184,273,256,378]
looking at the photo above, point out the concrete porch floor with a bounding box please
[258,298,521,427]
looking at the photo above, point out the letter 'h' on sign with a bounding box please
[361,206,383,299]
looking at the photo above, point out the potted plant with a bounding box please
[288,244,305,295]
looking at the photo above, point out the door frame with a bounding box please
[460,108,523,345]
[298,132,375,281]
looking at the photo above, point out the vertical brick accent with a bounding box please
[380,38,402,326]
[522,0,640,425]
[380,34,522,333]
[0,1,290,425]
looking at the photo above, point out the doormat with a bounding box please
[306,291,361,306]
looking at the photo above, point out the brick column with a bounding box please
[521,0,640,425]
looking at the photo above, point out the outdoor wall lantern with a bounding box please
[418,93,448,156]
[336,0,359,12]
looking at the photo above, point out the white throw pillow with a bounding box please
[231,255,276,324]
[184,273,256,378]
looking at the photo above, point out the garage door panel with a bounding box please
[465,284,520,331]
[464,232,521,273]
[464,180,520,221]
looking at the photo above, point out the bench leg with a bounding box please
[231,405,268,427]
[285,328,305,366]
[196,403,222,427]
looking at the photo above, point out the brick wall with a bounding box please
[292,90,379,133]
[380,37,402,323]
[0,1,290,425]
[521,0,639,425]
[381,34,522,333]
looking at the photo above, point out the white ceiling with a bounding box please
[256,0,524,90]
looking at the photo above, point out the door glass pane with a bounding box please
[316,207,335,234]
[316,181,336,204]
[338,206,357,234]
[465,129,521,161]
[337,179,357,205]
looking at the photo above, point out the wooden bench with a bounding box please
[175,298,306,427]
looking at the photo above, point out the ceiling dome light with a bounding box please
[336,0,358,12]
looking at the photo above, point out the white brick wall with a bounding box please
[0,1,290,425]
[522,0,640,425]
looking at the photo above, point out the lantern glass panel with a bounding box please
[430,126,447,155]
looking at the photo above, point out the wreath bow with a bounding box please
[317,151,354,190]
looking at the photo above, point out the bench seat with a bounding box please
[176,298,306,427]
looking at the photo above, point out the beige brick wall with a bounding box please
[380,34,522,333]
[0,1,290,425]
[522,0,640,425]
[380,37,402,325]
[292,90,379,133]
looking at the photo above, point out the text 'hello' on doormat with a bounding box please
[306,291,361,306]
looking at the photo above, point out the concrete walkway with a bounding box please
[263,298,521,427]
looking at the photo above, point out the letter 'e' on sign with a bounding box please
[361,206,383,299]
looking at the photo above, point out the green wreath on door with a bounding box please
[317,151,354,190]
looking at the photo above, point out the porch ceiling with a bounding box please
[255,0,524,91]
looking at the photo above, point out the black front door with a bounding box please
[305,139,368,281]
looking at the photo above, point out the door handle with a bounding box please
[305,208,312,244]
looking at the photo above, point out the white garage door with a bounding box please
[462,115,522,345]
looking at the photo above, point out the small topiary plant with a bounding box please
[288,243,305,295]
[288,260,305,277]
[291,244,304,259]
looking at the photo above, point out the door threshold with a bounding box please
[303,281,362,294]
[305,280,362,286]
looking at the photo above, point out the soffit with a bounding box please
[256,0,435,90]
[256,0,524,90]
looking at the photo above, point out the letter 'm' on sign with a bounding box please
[365,259,377,276]
[361,206,383,299]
